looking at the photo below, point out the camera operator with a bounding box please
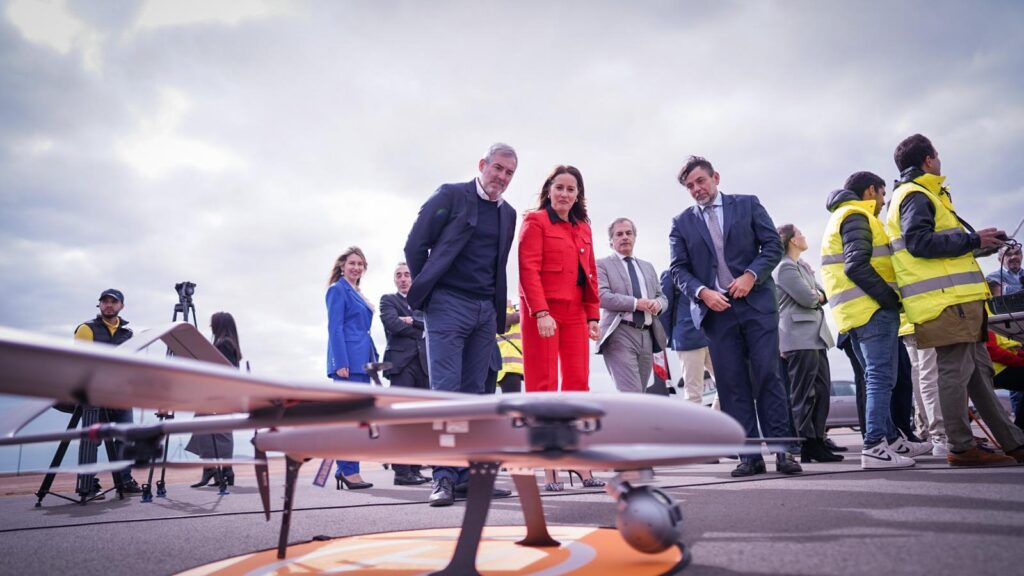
[73,289,143,494]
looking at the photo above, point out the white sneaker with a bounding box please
[891,436,934,458]
[861,440,916,469]
[931,439,949,457]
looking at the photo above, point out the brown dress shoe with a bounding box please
[1004,446,1024,464]
[947,446,1016,467]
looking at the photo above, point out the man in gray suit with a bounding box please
[597,218,668,393]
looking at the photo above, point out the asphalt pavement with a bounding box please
[0,428,1021,575]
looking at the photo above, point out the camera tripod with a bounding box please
[34,405,125,506]
[138,281,200,502]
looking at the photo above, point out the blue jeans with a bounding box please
[424,289,496,484]
[331,373,370,477]
[849,308,900,447]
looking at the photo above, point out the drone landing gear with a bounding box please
[140,412,173,503]
[276,457,304,559]
[431,461,500,576]
[511,471,559,547]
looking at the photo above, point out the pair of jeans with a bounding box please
[849,308,900,447]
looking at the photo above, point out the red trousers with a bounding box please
[521,293,590,392]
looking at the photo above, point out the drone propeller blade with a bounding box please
[157,458,266,468]
[254,448,271,521]
[464,443,769,469]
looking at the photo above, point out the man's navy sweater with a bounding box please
[436,195,500,300]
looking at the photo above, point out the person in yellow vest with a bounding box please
[73,288,143,495]
[887,133,1024,466]
[984,280,1024,430]
[821,172,933,469]
[496,300,524,393]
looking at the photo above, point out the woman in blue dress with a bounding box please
[326,246,379,489]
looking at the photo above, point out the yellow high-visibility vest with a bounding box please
[898,312,914,337]
[820,199,897,332]
[496,305,523,380]
[885,173,989,325]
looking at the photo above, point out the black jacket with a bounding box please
[897,167,980,259]
[379,292,428,378]
[403,180,517,333]
[826,189,901,311]
[78,316,133,345]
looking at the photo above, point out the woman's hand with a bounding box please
[537,314,557,338]
[588,320,600,341]
[335,367,350,378]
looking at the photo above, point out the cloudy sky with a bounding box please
[2,0,1023,385]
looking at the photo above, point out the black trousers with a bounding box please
[783,349,831,440]
[388,359,430,390]
[893,339,919,441]
[993,366,1024,429]
[497,373,522,393]
[387,359,428,477]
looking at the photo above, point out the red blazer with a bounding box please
[518,208,599,319]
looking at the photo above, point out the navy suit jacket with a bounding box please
[379,292,428,378]
[326,279,379,378]
[669,193,783,328]
[659,269,710,351]
[404,180,517,333]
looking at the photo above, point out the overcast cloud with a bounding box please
[2,0,1022,384]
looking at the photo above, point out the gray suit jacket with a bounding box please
[596,254,668,352]
[773,256,834,353]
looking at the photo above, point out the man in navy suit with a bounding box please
[404,143,518,506]
[669,156,801,477]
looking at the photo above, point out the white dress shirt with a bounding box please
[616,252,651,326]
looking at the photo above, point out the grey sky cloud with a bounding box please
[1,0,1022,385]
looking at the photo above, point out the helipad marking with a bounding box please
[177,526,685,575]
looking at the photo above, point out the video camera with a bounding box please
[175,281,196,303]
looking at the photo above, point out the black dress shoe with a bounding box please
[394,474,431,486]
[801,439,844,463]
[453,482,512,498]
[776,452,803,475]
[815,438,844,461]
[730,459,767,477]
[824,437,848,452]
[429,478,455,507]
[120,479,143,494]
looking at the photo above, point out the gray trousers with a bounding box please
[935,341,1024,453]
[602,324,653,393]
[783,349,831,440]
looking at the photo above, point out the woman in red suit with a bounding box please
[518,165,604,491]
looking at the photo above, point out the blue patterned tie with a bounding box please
[625,257,645,326]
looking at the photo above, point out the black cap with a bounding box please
[99,289,124,303]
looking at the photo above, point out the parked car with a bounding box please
[827,379,860,430]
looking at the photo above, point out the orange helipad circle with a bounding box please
[178,526,687,575]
